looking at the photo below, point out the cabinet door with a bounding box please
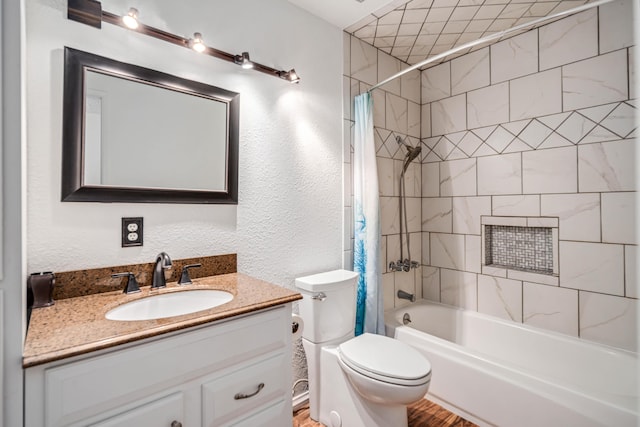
[89,393,183,427]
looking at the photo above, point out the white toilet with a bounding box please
[296,269,431,427]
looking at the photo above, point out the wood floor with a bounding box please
[293,398,478,427]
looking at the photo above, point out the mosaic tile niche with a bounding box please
[480,216,559,286]
[484,226,553,274]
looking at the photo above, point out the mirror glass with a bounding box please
[62,47,239,204]
[84,69,228,191]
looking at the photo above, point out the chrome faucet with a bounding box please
[151,252,172,289]
[397,289,415,302]
[389,259,420,272]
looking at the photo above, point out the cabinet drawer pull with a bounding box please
[234,382,265,400]
[171,421,182,427]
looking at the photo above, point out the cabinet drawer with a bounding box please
[230,399,288,427]
[89,392,183,427]
[202,352,288,426]
[42,307,287,426]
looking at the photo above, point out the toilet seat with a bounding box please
[338,333,431,387]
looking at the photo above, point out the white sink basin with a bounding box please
[105,290,233,321]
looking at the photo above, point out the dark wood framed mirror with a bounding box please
[62,47,239,204]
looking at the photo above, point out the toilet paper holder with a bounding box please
[291,313,304,340]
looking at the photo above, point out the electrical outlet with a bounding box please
[122,217,143,247]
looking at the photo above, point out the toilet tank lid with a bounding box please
[295,269,359,292]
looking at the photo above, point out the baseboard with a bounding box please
[292,391,309,412]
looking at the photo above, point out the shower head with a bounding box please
[397,136,421,158]
[397,136,421,173]
[402,145,422,173]
[405,145,421,163]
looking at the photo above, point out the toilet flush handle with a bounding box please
[311,292,327,301]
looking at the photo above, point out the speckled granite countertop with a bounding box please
[23,273,302,368]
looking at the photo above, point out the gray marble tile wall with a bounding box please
[419,0,637,351]
[343,32,424,312]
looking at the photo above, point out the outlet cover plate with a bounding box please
[122,217,143,247]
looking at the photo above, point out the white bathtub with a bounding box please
[385,300,639,427]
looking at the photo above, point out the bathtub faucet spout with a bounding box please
[397,290,415,302]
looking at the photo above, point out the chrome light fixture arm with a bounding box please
[67,0,300,83]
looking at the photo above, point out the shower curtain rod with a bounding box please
[367,0,615,93]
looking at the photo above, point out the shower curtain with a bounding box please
[353,92,383,336]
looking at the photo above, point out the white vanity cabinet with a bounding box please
[24,304,293,427]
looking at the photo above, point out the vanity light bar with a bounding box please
[67,0,300,84]
[235,52,254,70]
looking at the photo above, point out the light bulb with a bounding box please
[122,8,139,29]
[190,32,206,53]
[287,69,300,83]
[239,52,253,69]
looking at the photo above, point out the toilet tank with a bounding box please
[295,270,359,344]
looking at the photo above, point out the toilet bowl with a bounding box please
[296,270,432,427]
[338,333,431,405]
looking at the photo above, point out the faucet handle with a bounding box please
[178,263,202,285]
[112,272,140,294]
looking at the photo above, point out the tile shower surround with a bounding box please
[344,28,425,314]
[344,0,637,351]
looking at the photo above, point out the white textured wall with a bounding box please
[26,0,343,280]
[26,0,343,394]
